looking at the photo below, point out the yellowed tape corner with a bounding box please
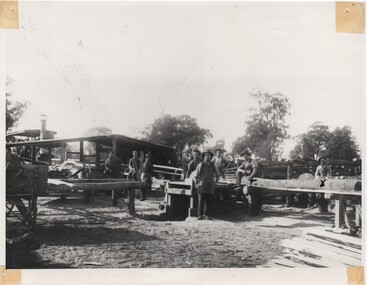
[336,2,365,34]
[0,266,21,285]
[347,267,364,285]
[0,0,19,29]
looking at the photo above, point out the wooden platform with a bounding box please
[260,227,362,268]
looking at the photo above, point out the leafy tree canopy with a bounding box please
[289,122,359,161]
[143,114,212,154]
[232,91,291,161]
[6,93,29,132]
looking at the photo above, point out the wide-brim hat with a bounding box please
[240,150,251,157]
[202,151,214,158]
[214,148,223,153]
[193,149,201,155]
[318,156,327,162]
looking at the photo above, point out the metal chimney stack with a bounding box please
[40,114,48,140]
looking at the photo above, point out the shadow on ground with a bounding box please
[34,225,160,246]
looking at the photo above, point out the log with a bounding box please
[241,177,361,191]
[68,181,144,191]
[243,185,361,198]
[60,178,137,183]
[49,179,144,192]
[153,164,183,173]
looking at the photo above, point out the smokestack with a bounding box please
[40,114,48,140]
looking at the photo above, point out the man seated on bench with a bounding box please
[236,150,258,186]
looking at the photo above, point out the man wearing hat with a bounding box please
[194,151,220,220]
[140,153,154,201]
[309,156,331,210]
[315,156,331,178]
[186,149,203,178]
[236,150,259,185]
[105,150,123,206]
[212,149,229,178]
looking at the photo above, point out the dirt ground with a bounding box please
[10,191,338,269]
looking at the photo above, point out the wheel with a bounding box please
[6,164,37,233]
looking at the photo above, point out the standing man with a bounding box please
[186,149,202,178]
[212,149,229,178]
[140,153,154,201]
[310,156,331,211]
[104,150,123,206]
[127,150,141,214]
[128,150,141,180]
[181,148,193,180]
[195,151,220,220]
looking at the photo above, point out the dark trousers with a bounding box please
[141,174,152,200]
[198,193,213,216]
[111,190,122,204]
[236,172,245,186]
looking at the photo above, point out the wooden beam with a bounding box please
[335,197,344,229]
[48,147,52,164]
[31,146,36,164]
[60,143,66,163]
[112,138,117,154]
[166,188,193,196]
[95,142,100,167]
[56,180,144,191]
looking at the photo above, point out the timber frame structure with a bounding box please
[6,134,177,167]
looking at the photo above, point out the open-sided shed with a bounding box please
[6,134,177,167]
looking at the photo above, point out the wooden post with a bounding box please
[112,138,117,154]
[95,142,100,167]
[60,143,66,163]
[334,196,344,229]
[48,147,52,164]
[79,141,84,162]
[286,163,294,207]
[127,188,135,214]
[31,146,36,164]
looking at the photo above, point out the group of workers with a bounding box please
[183,148,258,220]
[104,150,154,208]
[184,148,345,219]
[100,147,356,218]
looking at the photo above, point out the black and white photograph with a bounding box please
[2,0,365,282]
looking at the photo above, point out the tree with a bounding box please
[289,122,331,161]
[211,139,226,152]
[83,126,113,154]
[326,126,359,160]
[289,123,359,161]
[232,135,248,155]
[143,114,212,154]
[6,92,29,132]
[232,91,291,161]
[84,126,113,137]
[289,143,304,161]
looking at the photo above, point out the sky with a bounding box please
[3,1,365,158]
